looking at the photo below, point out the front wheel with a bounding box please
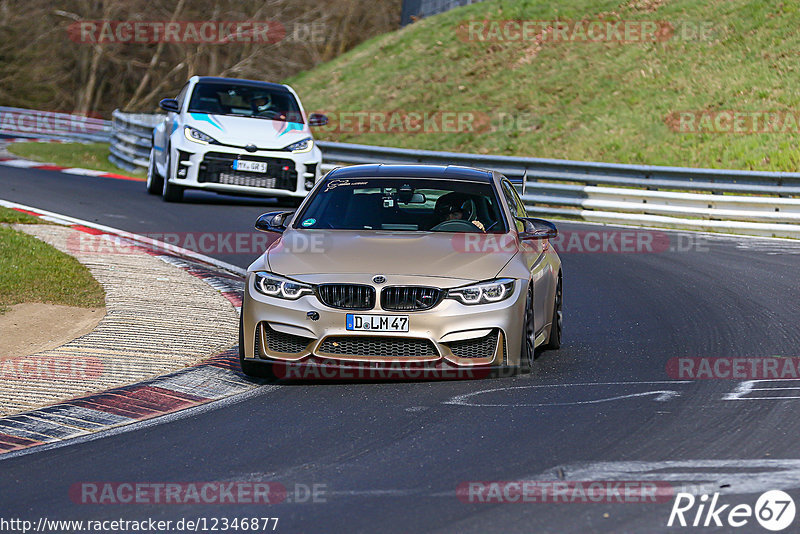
[520,283,535,373]
[146,149,163,195]
[543,276,562,350]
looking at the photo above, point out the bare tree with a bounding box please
[0,0,401,115]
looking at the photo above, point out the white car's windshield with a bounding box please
[187,82,304,123]
[295,177,508,233]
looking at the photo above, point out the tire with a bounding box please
[238,314,274,379]
[146,149,163,195]
[161,146,184,202]
[520,283,535,373]
[543,276,562,351]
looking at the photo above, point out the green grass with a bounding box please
[6,142,142,175]
[0,215,105,314]
[0,206,46,225]
[288,0,800,171]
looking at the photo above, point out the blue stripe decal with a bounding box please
[277,122,305,137]
[189,112,223,131]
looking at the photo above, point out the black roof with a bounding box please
[195,76,288,92]
[325,164,494,182]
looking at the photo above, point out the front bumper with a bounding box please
[168,137,322,198]
[241,274,527,371]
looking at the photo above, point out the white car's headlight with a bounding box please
[283,137,314,153]
[447,279,516,305]
[184,126,218,145]
[253,272,313,300]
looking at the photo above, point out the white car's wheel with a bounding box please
[146,149,163,195]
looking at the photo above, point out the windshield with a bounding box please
[294,177,508,233]
[187,82,304,123]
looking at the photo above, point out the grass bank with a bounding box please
[289,0,800,171]
[0,207,105,314]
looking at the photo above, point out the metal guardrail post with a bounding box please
[108,110,161,172]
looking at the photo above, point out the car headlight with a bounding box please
[184,126,218,145]
[283,137,313,153]
[447,279,516,305]
[253,272,313,300]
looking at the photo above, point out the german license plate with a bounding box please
[346,314,409,332]
[233,159,267,173]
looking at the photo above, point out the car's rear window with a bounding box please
[294,177,508,233]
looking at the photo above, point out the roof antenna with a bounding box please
[522,168,528,196]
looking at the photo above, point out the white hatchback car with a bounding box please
[147,76,327,203]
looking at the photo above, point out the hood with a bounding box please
[186,112,311,149]
[265,230,520,284]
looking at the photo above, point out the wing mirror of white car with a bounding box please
[159,98,180,113]
[517,217,558,240]
[255,211,295,234]
[308,113,329,127]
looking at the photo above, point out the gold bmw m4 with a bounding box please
[239,164,562,380]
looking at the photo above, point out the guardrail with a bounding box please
[105,110,800,238]
[318,141,800,238]
[109,110,161,172]
[0,106,112,142]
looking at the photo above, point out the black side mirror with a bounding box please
[159,98,180,113]
[308,113,328,127]
[517,217,558,240]
[255,211,295,234]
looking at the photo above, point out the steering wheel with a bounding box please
[430,219,484,233]
[257,110,284,120]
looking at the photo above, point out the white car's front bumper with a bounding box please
[168,138,322,198]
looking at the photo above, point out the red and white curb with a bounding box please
[0,348,256,454]
[0,137,144,182]
[0,200,257,457]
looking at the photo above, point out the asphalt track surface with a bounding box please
[3,165,800,533]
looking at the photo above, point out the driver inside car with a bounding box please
[433,192,485,231]
[251,94,285,119]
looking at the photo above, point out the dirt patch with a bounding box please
[0,303,105,359]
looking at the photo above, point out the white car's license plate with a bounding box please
[346,314,409,332]
[233,159,267,173]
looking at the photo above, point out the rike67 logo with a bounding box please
[668,490,796,531]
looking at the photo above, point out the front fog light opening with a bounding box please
[176,150,191,178]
